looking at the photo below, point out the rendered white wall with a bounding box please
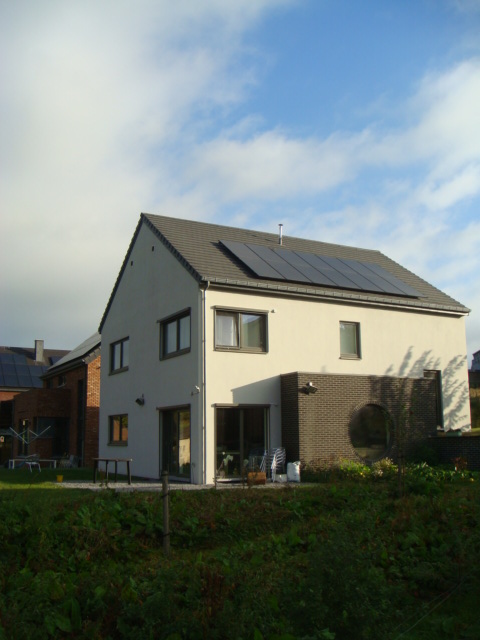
[202,288,470,482]
[99,224,202,480]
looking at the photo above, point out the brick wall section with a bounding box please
[281,372,437,466]
[0,390,19,403]
[429,434,480,470]
[11,354,101,466]
[84,356,100,466]
[13,389,71,459]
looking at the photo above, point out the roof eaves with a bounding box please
[207,277,470,315]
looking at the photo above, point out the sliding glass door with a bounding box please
[216,407,268,479]
[161,407,191,479]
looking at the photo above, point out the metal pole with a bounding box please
[161,470,170,556]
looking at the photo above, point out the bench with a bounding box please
[93,458,132,485]
[7,458,56,471]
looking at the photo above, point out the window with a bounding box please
[424,370,444,429]
[160,310,191,359]
[215,309,267,352]
[349,404,392,461]
[110,337,129,373]
[109,414,128,445]
[340,322,361,358]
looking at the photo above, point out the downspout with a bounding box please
[202,282,210,484]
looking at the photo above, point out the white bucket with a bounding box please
[287,461,301,483]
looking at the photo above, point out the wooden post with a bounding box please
[161,470,170,556]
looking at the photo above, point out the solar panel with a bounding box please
[221,240,280,279]
[248,245,311,283]
[1,363,16,375]
[18,374,33,387]
[3,374,18,386]
[220,240,424,298]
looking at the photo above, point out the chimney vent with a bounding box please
[278,223,283,245]
[35,339,44,363]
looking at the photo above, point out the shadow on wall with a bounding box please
[231,376,279,406]
[381,348,470,433]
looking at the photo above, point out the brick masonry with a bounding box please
[429,434,480,471]
[281,371,437,466]
[12,355,100,466]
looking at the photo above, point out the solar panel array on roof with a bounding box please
[0,353,48,388]
[220,240,424,298]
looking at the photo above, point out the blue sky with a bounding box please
[1,0,479,365]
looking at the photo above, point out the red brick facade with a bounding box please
[12,354,101,467]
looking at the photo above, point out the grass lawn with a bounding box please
[1,466,480,640]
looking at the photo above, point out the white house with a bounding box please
[98,214,471,484]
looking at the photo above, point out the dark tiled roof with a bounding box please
[100,213,469,331]
[45,332,101,376]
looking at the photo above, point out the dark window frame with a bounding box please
[159,309,191,360]
[339,321,361,359]
[214,308,268,353]
[108,414,128,445]
[110,337,129,374]
[424,369,444,429]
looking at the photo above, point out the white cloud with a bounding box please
[0,0,479,360]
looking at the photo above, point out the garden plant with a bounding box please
[0,461,479,640]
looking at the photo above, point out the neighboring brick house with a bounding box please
[0,340,69,465]
[99,213,471,484]
[12,333,101,467]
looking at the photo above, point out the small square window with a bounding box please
[160,311,191,359]
[340,322,361,358]
[110,337,129,373]
[109,414,128,445]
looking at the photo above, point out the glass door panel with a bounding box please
[216,407,267,479]
[162,408,191,479]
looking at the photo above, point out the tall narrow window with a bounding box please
[110,337,129,373]
[109,414,128,444]
[424,370,444,429]
[160,310,191,359]
[340,322,361,358]
[215,309,267,352]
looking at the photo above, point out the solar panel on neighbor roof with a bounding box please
[220,240,424,298]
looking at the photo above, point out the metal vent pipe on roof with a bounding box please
[278,223,283,245]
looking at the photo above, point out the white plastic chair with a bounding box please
[261,448,286,482]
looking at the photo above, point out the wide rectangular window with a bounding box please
[215,309,267,352]
[340,322,361,358]
[109,414,128,445]
[110,337,129,373]
[160,310,191,359]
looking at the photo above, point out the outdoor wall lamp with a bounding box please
[135,394,145,406]
[303,381,318,395]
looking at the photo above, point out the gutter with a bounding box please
[204,277,470,317]
[201,282,209,484]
